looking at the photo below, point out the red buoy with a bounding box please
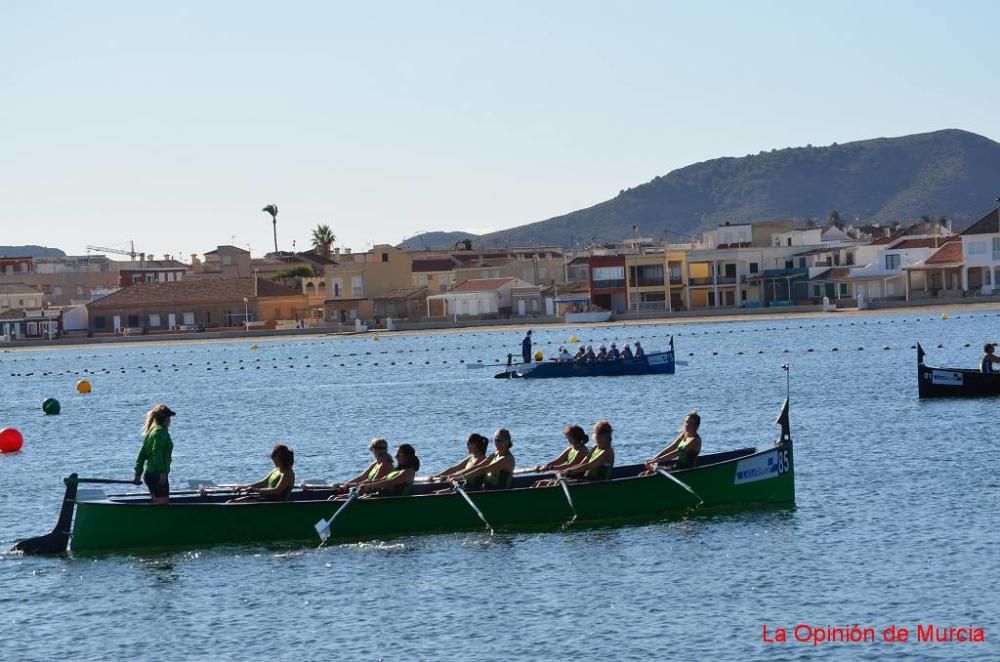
[0,428,24,453]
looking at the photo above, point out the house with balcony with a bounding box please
[323,244,413,323]
[0,255,120,306]
[624,248,687,312]
[588,255,627,313]
[412,257,459,293]
[902,237,965,300]
[425,277,537,318]
[847,237,949,301]
[956,208,1000,294]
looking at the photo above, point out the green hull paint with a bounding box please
[69,444,794,553]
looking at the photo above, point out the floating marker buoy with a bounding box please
[250,344,260,350]
[42,398,61,415]
[0,428,24,453]
[568,336,579,343]
[373,334,380,342]
[534,351,544,361]
[941,314,948,320]
[76,379,92,394]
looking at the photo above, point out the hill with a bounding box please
[397,230,480,250]
[0,246,66,258]
[477,129,1000,247]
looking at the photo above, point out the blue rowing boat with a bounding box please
[496,337,676,379]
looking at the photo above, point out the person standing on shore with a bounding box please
[522,330,533,363]
[133,404,176,505]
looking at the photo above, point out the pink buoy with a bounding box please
[0,428,24,453]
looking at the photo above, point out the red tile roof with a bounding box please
[375,287,428,300]
[923,238,963,265]
[452,277,517,292]
[870,232,903,245]
[88,277,301,308]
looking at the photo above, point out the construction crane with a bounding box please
[86,241,145,263]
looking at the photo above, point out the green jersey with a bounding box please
[135,425,173,476]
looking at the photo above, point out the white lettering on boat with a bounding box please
[734,450,782,484]
[930,370,963,386]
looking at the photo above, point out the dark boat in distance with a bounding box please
[496,337,676,379]
[916,343,1000,398]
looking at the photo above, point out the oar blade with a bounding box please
[314,519,331,542]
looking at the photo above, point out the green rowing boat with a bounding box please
[13,400,795,554]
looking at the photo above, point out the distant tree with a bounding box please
[454,238,473,250]
[273,264,317,280]
[805,218,818,229]
[828,210,844,228]
[311,224,336,259]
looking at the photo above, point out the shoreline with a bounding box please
[3,299,999,353]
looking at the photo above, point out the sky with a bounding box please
[2,0,999,259]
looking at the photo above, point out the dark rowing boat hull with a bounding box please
[497,338,677,379]
[916,343,1000,398]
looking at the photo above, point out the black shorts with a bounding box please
[143,473,169,498]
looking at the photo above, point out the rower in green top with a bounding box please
[452,428,515,490]
[532,424,589,488]
[230,444,296,502]
[355,444,421,497]
[565,420,615,482]
[132,404,177,504]
[643,412,702,474]
[430,433,489,490]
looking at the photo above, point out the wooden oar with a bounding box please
[452,481,493,534]
[555,473,578,525]
[654,467,703,506]
[314,488,359,544]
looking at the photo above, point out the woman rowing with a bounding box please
[564,420,615,482]
[354,444,421,498]
[430,433,489,489]
[230,444,296,502]
[133,404,177,505]
[452,428,515,490]
[318,438,394,494]
[532,425,589,488]
[643,412,702,473]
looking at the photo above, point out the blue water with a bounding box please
[1,311,998,660]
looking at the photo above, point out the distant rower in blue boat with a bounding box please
[633,340,645,359]
[596,345,608,361]
[620,344,633,360]
[981,343,1000,373]
[522,330,533,363]
[608,343,620,360]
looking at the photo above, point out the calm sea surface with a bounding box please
[1,311,998,660]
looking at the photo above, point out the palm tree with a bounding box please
[311,224,336,259]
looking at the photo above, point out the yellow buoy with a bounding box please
[941,314,948,320]
[373,334,380,342]
[76,379,92,394]
[534,350,544,361]
[568,336,579,343]
[250,344,260,351]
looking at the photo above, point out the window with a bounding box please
[381,253,389,263]
[127,315,140,327]
[332,279,343,296]
[813,285,821,297]
[969,241,987,255]
[149,314,161,327]
[18,298,24,306]
[786,238,792,246]
[798,258,807,268]
[592,266,625,281]
[183,312,195,326]
[94,316,106,329]
[4,266,11,275]
[993,238,1000,261]
[222,255,232,265]
[53,286,63,296]
[351,276,364,297]
[749,262,759,274]
[846,252,855,266]
[784,260,793,270]
[885,254,901,270]
[839,283,848,296]
[20,263,28,273]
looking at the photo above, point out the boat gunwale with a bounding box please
[83,443,784,507]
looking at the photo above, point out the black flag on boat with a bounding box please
[775,398,791,446]
[917,343,925,365]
